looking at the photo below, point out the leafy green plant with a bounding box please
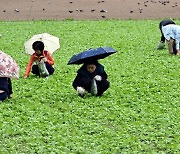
[0,19,179,153]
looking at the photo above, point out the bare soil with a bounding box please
[0,0,179,21]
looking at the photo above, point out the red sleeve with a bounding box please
[46,52,54,65]
[24,55,35,77]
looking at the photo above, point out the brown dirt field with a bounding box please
[0,0,179,21]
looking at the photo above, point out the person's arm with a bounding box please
[175,39,179,50]
[45,52,54,65]
[175,39,180,55]
[72,74,81,90]
[160,25,165,43]
[160,34,165,43]
[101,71,108,80]
[24,55,34,78]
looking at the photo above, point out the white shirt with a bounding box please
[162,24,180,50]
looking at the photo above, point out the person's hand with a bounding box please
[94,75,102,81]
[24,76,28,79]
[157,41,165,50]
[41,58,47,62]
[177,50,180,55]
[77,87,85,96]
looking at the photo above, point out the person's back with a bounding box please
[162,24,180,55]
[162,24,180,40]
[157,19,176,50]
[159,20,175,32]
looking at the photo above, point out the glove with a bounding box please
[94,75,102,81]
[77,87,86,96]
[157,41,165,50]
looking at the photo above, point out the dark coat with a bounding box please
[0,77,12,95]
[72,63,109,95]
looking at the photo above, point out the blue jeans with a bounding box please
[0,92,8,101]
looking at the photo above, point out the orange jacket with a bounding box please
[24,50,54,77]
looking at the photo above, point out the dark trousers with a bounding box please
[75,77,110,96]
[0,92,8,101]
[32,62,54,76]
[0,77,12,101]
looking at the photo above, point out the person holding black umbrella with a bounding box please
[68,47,116,97]
[72,59,110,97]
[157,19,176,50]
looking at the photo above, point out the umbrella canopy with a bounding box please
[0,51,20,79]
[24,33,60,55]
[67,47,117,65]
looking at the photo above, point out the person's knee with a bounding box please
[97,80,110,95]
[45,63,54,75]
[32,65,39,75]
[48,67,54,75]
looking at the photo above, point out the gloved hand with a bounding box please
[157,41,165,50]
[77,86,86,96]
[94,75,102,81]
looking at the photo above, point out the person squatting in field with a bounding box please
[24,41,55,78]
[72,59,110,97]
[157,19,176,52]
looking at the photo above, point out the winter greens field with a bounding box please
[0,19,179,153]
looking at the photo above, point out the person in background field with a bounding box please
[72,59,110,97]
[0,77,12,101]
[24,41,55,78]
[162,24,180,55]
[157,19,176,51]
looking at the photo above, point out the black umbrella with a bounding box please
[67,47,117,65]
